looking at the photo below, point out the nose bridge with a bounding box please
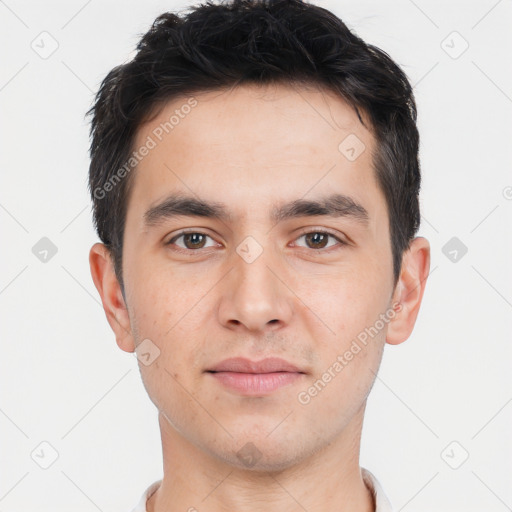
[235,241,276,300]
[217,234,293,332]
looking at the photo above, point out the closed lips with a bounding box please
[206,357,305,374]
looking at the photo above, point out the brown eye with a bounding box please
[181,233,207,249]
[295,230,345,251]
[167,231,216,250]
[304,232,329,249]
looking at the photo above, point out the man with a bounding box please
[87,1,430,510]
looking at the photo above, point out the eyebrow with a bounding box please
[143,192,369,228]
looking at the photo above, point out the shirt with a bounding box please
[130,467,393,511]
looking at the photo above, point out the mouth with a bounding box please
[205,357,306,395]
[206,356,305,374]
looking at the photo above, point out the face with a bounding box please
[119,83,399,470]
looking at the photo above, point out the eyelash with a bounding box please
[165,228,347,255]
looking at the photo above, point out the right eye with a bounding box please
[166,231,219,252]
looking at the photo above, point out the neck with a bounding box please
[147,407,374,512]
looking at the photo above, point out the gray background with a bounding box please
[1,0,511,510]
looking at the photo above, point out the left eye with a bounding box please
[294,231,344,250]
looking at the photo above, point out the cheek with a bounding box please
[296,265,390,340]
[127,257,190,333]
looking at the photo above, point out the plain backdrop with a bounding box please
[1,0,511,510]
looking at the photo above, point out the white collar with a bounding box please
[131,467,393,511]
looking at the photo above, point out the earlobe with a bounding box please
[89,242,135,353]
[386,237,431,346]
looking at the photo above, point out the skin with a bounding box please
[90,83,430,512]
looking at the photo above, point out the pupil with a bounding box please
[186,233,205,248]
[307,233,327,248]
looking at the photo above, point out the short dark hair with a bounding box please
[87,0,421,296]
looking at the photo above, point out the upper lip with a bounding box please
[207,357,305,374]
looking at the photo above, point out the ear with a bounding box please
[386,236,430,345]
[89,242,135,353]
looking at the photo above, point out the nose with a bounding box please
[217,241,294,334]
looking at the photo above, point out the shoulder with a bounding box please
[361,468,394,512]
[130,479,162,512]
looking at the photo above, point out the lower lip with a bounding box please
[208,371,303,395]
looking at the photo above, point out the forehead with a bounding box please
[127,83,385,229]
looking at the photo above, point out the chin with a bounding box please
[204,432,312,473]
